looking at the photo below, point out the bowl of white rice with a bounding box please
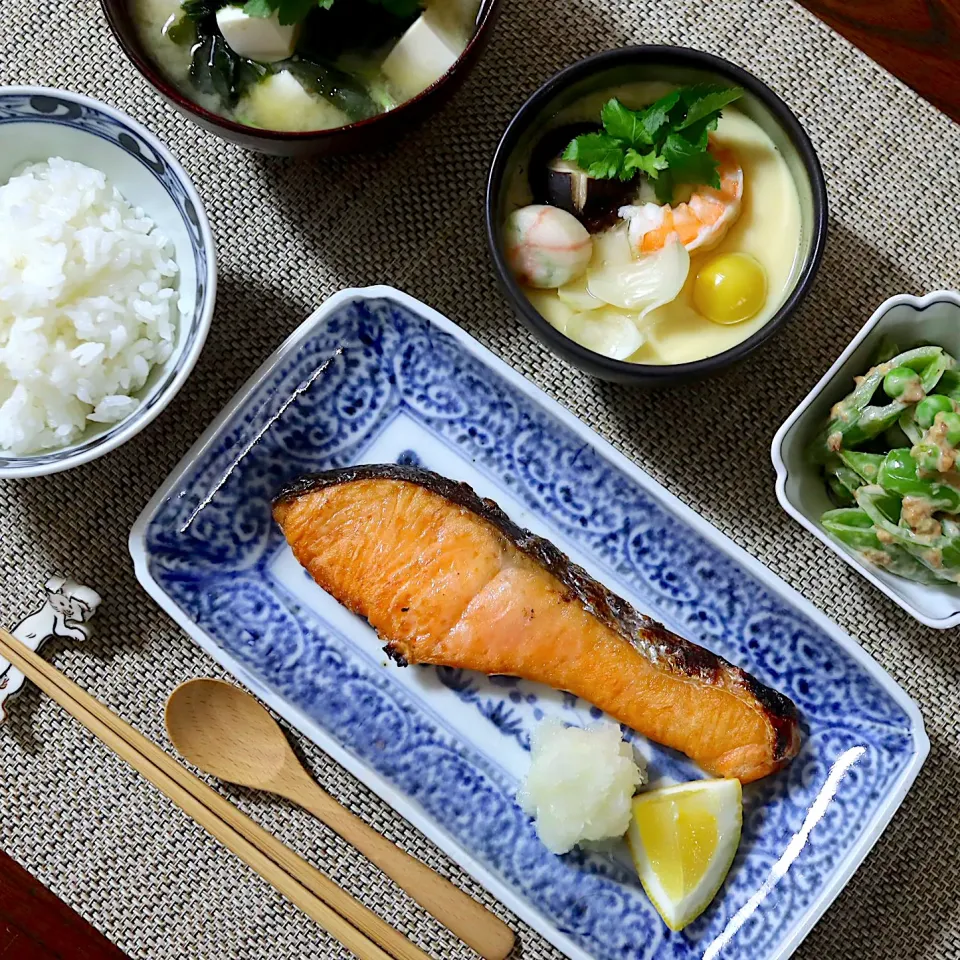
[0,87,216,478]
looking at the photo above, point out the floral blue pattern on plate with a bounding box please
[130,287,927,960]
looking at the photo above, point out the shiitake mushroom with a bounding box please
[528,123,638,233]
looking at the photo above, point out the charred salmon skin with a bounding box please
[273,465,800,782]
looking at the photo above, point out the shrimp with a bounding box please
[505,204,593,288]
[619,144,744,256]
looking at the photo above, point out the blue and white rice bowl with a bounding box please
[0,87,216,479]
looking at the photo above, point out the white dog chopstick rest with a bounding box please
[1,577,102,721]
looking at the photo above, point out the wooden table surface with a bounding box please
[805,0,960,121]
[3,2,958,957]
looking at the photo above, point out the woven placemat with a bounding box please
[2,0,959,957]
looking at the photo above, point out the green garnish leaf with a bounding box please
[562,84,742,203]
[599,92,681,148]
[634,89,681,144]
[653,171,674,204]
[242,0,274,16]
[677,84,745,129]
[621,147,668,181]
[600,98,648,147]
[676,114,718,152]
[562,133,626,180]
[661,132,721,189]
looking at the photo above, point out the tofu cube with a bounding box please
[215,5,298,63]
[425,0,481,42]
[381,12,462,102]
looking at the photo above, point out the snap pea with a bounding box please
[858,486,902,524]
[823,450,881,505]
[809,345,953,462]
[825,461,865,503]
[943,518,960,541]
[826,474,855,506]
[883,366,923,401]
[856,485,960,581]
[939,412,960,446]
[838,449,884,483]
[884,421,912,449]
[822,506,951,584]
[898,404,923,445]
[933,370,960,401]
[916,394,954,428]
[870,335,900,366]
[910,410,960,472]
[821,506,880,548]
[912,370,960,454]
[877,449,960,513]
[913,440,945,474]
[813,342,960,587]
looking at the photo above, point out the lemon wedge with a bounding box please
[627,778,742,931]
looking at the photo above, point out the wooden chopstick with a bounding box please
[0,627,433,960]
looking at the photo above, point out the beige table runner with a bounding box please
[2,0,959,957]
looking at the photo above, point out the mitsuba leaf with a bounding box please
[677,114,717,152]
[242,0,275,16]
[677,84,743,129]
[653,170,675,204]
[562,133,625,180]
[600,98,648,147]
[660,131,699,167]
[636,89,681,143]
[661,132,720,188]
[565,83,739,202]
[621,147,667,181]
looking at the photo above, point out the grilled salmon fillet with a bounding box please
[273,465,800,782]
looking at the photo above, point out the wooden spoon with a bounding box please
[165,678,515,960]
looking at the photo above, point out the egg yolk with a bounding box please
[693,253,767,325]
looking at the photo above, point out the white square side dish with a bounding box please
[772,290,960,628]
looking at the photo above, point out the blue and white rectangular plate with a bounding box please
[130,287,927,960]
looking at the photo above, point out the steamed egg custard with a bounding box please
[505,83,802,365]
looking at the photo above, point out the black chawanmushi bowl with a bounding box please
[486,46,828,385]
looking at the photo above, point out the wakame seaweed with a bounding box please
[288,59,378,120]
[177,0,420,118]
[190,31,268,106]
[295,0,417,61]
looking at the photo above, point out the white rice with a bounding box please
[0,157,182,455]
